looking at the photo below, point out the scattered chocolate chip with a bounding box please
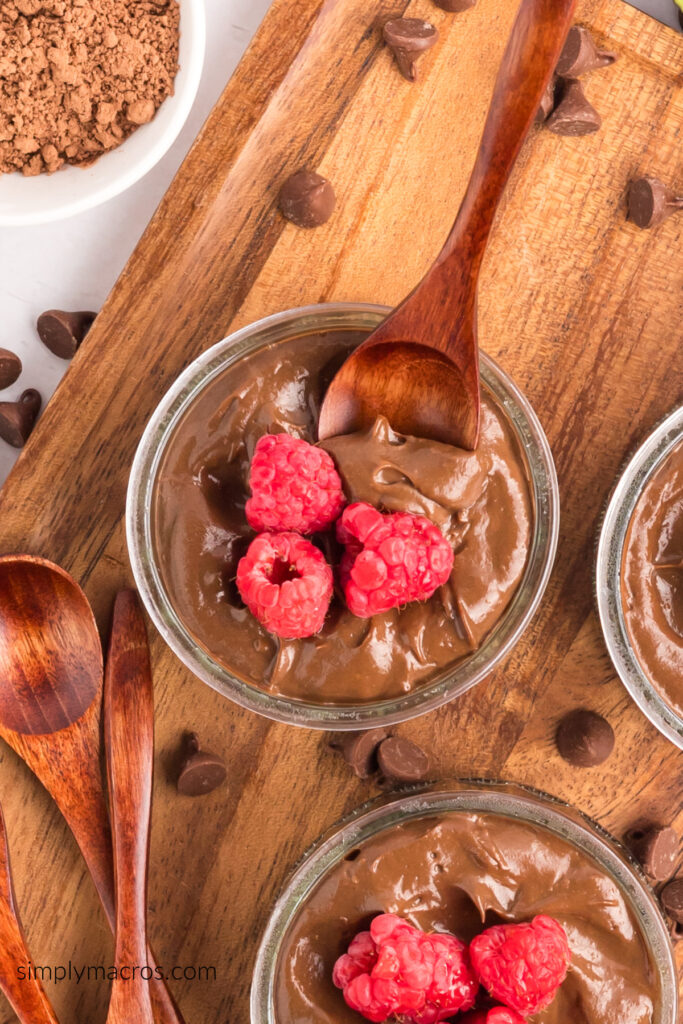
[661,878,683,924]
[0,389,41,448]
[36,309,96,359]
[329,728,388,779]
[383,18,439,82]
[0,349,22,390]
[556,709,614,767]
[535,76,557,124]
[377,736,430,785]
[555,26,617,77]
[545,78,601,136]
[176,733,227,796]
[432,0,476,10]
[628,176,683,230]
[625,825,678,882]
[278,170,336,229]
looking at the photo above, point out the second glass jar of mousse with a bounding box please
[597,405,683,748]
[127,304,559,728]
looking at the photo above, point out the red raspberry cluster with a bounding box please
[245,433,346,535]
[460,1009,525,1024]
[235,434,454,639]
[469,916,570,1017]
[337,503,453,617]
[332,914,478,1023]
[333,913,570,1023]
[235,532,333,639]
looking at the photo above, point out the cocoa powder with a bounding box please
[0,0,180,176]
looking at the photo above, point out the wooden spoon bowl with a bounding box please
[0,558,100,735]
[319,340,478,453]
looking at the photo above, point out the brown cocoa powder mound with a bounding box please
[0,0,180,176]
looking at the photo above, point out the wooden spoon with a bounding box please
[0,555,183,1024]
[0,801,60,1023]
[105,591,155,1023]
[318,0,577,450]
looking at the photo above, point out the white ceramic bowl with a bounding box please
[0,0,205,226]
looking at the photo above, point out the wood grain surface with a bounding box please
[0,0,681,1020]
[0,806,59,1023]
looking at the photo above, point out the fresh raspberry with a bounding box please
[235,532,333,638]
[333,930,378,989]
[336,503,454,617]
[332,913,478,1023]
[469,915,570,1017]
[459,1008,526,1024]
[245,433,346,534]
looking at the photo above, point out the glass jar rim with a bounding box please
[596,404,683,749]
[250,779,677,1024]
[127,302,559,729]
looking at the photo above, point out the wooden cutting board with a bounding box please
[0,0,681,1019]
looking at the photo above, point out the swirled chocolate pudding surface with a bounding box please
[275,812,658,1024]
[621,441,683,716]
[152,330,532,703]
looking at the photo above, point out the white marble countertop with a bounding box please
[0,0,273,484]
[0,0,678,484]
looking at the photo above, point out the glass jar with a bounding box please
[251,780,677,1024]
[127,303,559,729]
[596,404,683,749]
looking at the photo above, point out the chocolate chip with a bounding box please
[377,736,430,785]
[556,709,614,767]
[329,728,388,779]
[661,878,683,924]
[278,170,336,229]
[628,177,683,230]
[383,19,439,82]
[0,388,41,448]
[432,0,476,10]
[625,826,678,882]
[555,26,617,77]
[177,733,227,796]
[36,309,96,359]
[545,78,601,136]
[535,76,557,124]
[0,349,22,390]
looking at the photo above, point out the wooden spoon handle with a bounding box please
[0,804,60,1024]
[10,728,184,1024]
[439,0,577,272]
[364,0,577,369]
[104,591,155,1024]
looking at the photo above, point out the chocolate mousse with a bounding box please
[275,812,658,1024]
[621,441,683,716]
[152,329,532,704]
